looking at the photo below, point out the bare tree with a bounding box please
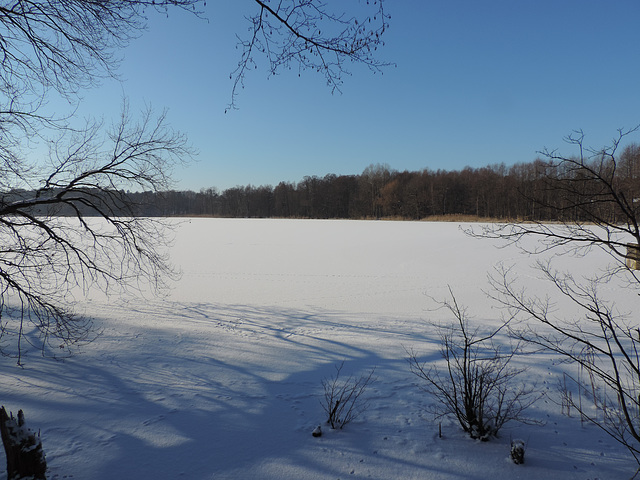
[407,288,540,441]
[491,262,640,464]
[0,1,392,363]
[0,105,191,364]
[0,0,204,148]
[475,127,640,268]
[474,127,640,469]
[0,0,203,364]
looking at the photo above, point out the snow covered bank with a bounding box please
[1,219,635,479]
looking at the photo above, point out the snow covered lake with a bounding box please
[1,218,636,479]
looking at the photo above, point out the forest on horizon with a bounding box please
[8,143,639,223]
[149,141,640,222]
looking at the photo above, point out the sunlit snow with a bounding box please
[1,218,635,479]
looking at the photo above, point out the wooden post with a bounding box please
[510,439,526,464]
[626,243,640,270]
[0,407,47,480]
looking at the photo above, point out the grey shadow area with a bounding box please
[0,301,442,479]
[3,301,629,479]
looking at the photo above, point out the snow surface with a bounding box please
[1,218,636,479]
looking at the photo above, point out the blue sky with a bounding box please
[69,1,640,191]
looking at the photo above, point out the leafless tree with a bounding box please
[0,0,202,364]
[490,262,640,465]
[0,1,392,364]
[474,127,640,470]
[0,0,204,143]
[475,127,640,269]
[407,288,541,441]
[0,105,191,364]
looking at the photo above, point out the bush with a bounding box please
[321,362,376,429]
[407,288,541,440]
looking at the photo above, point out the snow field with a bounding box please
[1,218,636,479]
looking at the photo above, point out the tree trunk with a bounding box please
[0,407,47,480]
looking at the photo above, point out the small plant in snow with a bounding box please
[321,362,376,429]
[407,287,542,441]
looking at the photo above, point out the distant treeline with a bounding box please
[7,144,640,222]
[149,144,640,222]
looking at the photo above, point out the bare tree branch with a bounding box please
[0,0,392,364]
[471,126,640,271]
[491,262,640,462]
[228,0,392,111]
[0,104,193,364]
[321,361,376,429]
[475,126,640,467]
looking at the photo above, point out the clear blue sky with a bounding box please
[70,1,640,191]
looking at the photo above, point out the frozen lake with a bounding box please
[1,218,635,479]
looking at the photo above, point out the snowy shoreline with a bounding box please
[1,218,635,479]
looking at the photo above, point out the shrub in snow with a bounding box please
[476,133,640,471]
[407,288,542,441]
[510,439,526,464]
[321,362,376,429]
[0,407,47,479]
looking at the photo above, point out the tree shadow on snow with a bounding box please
[0,301,635,479]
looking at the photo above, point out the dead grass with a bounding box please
[419,214,512,223]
